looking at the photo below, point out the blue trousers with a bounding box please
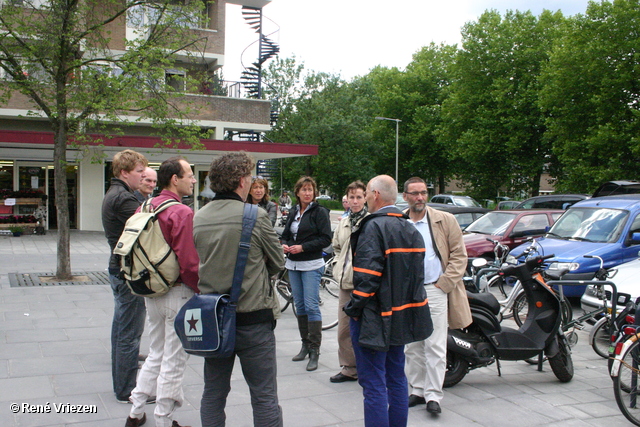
[109,273,146,400]
[288,267,323,321]
[350,318,408,427]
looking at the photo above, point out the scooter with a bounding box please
[444,254,574,387]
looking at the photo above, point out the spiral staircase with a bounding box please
[228,5,280,179]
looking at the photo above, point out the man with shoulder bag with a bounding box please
[125,157,200,427]
[193,152,285,427]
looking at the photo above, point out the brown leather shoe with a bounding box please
[125,413,146,427]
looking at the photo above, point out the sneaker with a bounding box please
[125,413,146,427]
[171,421,191,427]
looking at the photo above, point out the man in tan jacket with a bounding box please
[403,177,472,415]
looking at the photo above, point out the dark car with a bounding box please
[463,210,564,260]
[429,203,489,229]
[514,194,589,210]
[592,181,640,198]
[497,200,520,210]
[394,197,488,229]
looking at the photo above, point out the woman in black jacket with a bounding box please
[281,176,332,371]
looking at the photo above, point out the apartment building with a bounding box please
[0,0,314,231]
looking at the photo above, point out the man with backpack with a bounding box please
[102,149,148,404]
[125,156,199,427]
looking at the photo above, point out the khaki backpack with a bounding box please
[114,198,181,297]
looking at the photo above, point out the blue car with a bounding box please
[509,194,640,297]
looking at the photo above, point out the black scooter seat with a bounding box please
[466,290,501,316]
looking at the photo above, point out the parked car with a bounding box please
[496,200,520,210]
[510,194,640,297]
[430,203,489,229]
[580,257,640,312]
[592,180,640,198]
[514,194,590,210]
[393,197,488,228]
[463,210,563,260]
[430,194,482,207]
[316,195,332,201]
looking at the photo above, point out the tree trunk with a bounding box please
[53,127,72,280]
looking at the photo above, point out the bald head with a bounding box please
[139,167,157,197]
[366,175,397,213]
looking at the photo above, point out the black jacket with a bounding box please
[102,178,141,272]
[344,206,433,351]
[281,202,332,262]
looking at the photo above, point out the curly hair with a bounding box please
[247,177,270,204]
[293,176,319,199]
[208,152,254,194]
[112,149,148,178]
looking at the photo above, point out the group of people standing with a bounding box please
[102,147,471,427]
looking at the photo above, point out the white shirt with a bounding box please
[408,212,443,284]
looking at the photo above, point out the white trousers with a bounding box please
[130,284,194,427]
[405,284,448,403]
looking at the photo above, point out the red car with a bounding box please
[463,209,564,259]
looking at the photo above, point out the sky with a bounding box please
[223,0,593,82]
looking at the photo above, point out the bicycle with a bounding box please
[272,251,339,330]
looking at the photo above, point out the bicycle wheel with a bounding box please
[319,276,340,330]
[614,339,640,426]
[512,291,528,327]
[591,317,613,359]
[484,275,510,299]
[274,271,293,313]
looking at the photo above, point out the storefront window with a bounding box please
[18,165,46,196]
[0,162,13,192]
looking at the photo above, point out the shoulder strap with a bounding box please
[142,197,181,215]
[229,203,258,303]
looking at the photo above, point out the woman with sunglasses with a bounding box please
[247,176,277,226]
[281,176,332,371]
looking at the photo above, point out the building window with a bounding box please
[165,69,186,92]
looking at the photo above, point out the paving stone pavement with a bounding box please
[0,229,634,426]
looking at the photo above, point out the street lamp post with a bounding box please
[375,116,401,184]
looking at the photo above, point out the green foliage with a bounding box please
[439,9,566,200]
[265,57,379,196]
[316,199,343,210]
[539,0,640,192]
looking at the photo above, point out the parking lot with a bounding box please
[0,229,634,426]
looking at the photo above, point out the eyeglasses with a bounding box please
[405,191,428,197]
[252,175,264,180]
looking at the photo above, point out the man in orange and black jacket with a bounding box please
[344,174,433,427]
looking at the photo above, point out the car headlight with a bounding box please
[548,262,580,271]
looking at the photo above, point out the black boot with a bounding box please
[292,315,310,361]
[306,321,322,371]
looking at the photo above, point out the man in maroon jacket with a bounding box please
[126,156,199,427]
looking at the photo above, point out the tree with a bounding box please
[264,59,379,196]
[439,9,565,199]
[0,0,210,279]
[369,43,457,192]
[539,0,640,192]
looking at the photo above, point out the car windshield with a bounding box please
[454,196,481,207]
[548,207,628,243]
[465,212,515,236]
